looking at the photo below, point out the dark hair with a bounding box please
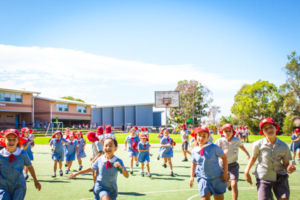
[104,138,118,147]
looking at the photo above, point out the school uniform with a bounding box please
[290,134,300,153]
[92,155,126,200]
[64,139,78,162]
[252,137,292,200]
[180,130,189,150]
[125,135,140,157]
[92,141,103,159]
[77,138,86,159]
[23,137,34,161]
[0,148,31,200]
[192,144,226,197]
[50,138,67,161]
[138,142,150,163]
[160,136,173,158]
[215,137,242,180]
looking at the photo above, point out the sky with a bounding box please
[0,0,299,118]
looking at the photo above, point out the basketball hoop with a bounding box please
[163,98,172,107]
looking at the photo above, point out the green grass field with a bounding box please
[25,141,300,200]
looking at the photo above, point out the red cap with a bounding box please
[4,129,20,137]
[140,133,148,138]
[97,126,104,135]
[141,127,145,132]
[87,131,99,142]
[194,127,210,134]
[134,126,138,130]
[21,127,30,134]
[220,124,236,136]
[295,128,300,133]
[145,127,148,131]
[259,118,279,135]
[105,125,112,134]
[245,126,248,129]
[181,124,187,130]
[29,129,34,134]
[52,130,62,138]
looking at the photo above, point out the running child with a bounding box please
[64,132,78,174]
[21,127,34,180]
[189,127,228,200]
[138,133,151,177]
[215,124,250,200]
[244,118,296,200]
[69,138,129,200]
[160,128,176,176]
[0,129,41,199]
[125,128,140,174]
[290,128,300,165]
[180,124,191,162]
[76,131,86,171]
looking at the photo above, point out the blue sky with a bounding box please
[0,0,299,117]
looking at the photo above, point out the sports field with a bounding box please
[25,135,300,200]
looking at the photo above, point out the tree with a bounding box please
[231,80,285,134]
[61,96,85,103]
[219,115,239,127]
[207,105,221,126]
[282,115,294,135]
[169,80,212,126]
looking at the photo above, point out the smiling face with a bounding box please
[141,137,147,143]
[223,127,233,139]
[196,131,209,145]
[5,134,18,152]
[103,138,117,156]
[163,129,169,137]
[262,123,276,137]
[23,130,30,137]
[77,134,82,139]
[55,133,62,140]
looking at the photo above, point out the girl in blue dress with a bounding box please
[69,138,129,200]
[160,128,176,176]
[64,132,78,174]
[124,128,140,174]
[138,133,151,177]
[21,127,34,180]
[50,130,69,177]
[76,131,86,171]
[0,129,41,200]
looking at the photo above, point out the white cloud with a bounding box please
[0,44,253,116]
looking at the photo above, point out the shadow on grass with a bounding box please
[38,179,71,183]
[173,166,190,169]
[151,177,184,181]
[119,192,145,196]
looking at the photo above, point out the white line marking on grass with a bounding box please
[187,194,199,200]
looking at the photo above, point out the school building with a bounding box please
[92,103,162,128]
[34,97,93,127]
[0,88,40,129]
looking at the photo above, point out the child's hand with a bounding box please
[114,162,121,168]
[287,163,296,173]
[69,173,76,179]
[50,148,54,152]
[189,177,194,188]
[244,172,252,185]
[246,155,250,160]
[34,180,41,191]
[221,172,229,182]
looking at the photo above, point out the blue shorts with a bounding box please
[65,153,76,162]
[197,176,226,197]
[290,143,300,153]
[52,151,64,161]
[138,152,150,163]
[0,186,26,200]
[128,150,139,157]
[94,182,117,200]
[77,151,86,159]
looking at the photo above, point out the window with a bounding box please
[0,92,22,103]
[56,104,68,112]
[77,106,87,113]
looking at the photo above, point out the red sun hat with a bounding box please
[195,127,210,134]
[105,125,112,134]
[295,128,300,133]
[220,124,236,136]
[145,127,148,131]
[259,118,279,135]
[141,127,145,132]
[52,130,62,138]
[134,126,138,130]
[97,126,104,135]
[4,129,20,138]
[87,131,99,142]
[181,123,187,130]
[140,133,148,139]
[21,127,30,134]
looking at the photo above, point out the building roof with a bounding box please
[0,88,41,94]
[94,103,154,108]
[35,96,95,106]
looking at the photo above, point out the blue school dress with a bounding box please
[160,136,173,158]
[125,135,140,157]
[192,144,226,197]
[290,134,300,152]
[23,137,34,161]
[77,138,86,159]
[92,155,126,200]
[0,148,31,200]
[64,139,78,162]
[138,142,150,163]
[50,138,67,161]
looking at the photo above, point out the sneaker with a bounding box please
[141,172,144,177]
[136,162,139,167]
[170,171,175,177]
[24,174,29,180]
[227,185,232,191]
[51,173,56,178]
[157,155,160,160]
[65,169,69,174]
[182,158,188,162]
[146,173,152,177]
[130,169,133,175]
[79,165,83,171]
[65,164,68,167]
[162,164,167,168]
[59,170,63,176]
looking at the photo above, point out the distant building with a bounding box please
[92,103,162,128]
[0,88,40,128]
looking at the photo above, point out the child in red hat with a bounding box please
[21,127,35,180]
[103,125,116,140]
[180,123,191,162]
[159,128,176,176]
[290,128,300,165]
[0,129,41,199]
[125,128,140,174]
[138,133,151,177]
[76,131,86,171]
[244,118,296,200]
[215,124,250,200]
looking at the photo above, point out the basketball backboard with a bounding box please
[155,91,180,108]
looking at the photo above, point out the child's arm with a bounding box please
[220,154,229,182]
[283,161,296,173]
[244,156,257,185]
[239,145,250,160]
[160,144,171,148]
[91,152,102,163]
[189,162,197,188]
[114,162,129,178]
[124,139,128,151]
[69,167,94,179]
[27,165,42,191]
[23,140,33,150]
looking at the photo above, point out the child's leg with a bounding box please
[68,161,73,170]
[101,195,111,200]
[130,156,133,169]
[231,180,238,200]
[201,193,211,200]
[213,194,224,200]
[292,152,296,160]
[93,171,97,183]
[146,162,150,173]
[167,158,173,170]
[58,161,62,170]
[78,158,82,166]
[141,162,144,172]
[54,161,58,172]
[163,157,167,164]
[134,156,138,164]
